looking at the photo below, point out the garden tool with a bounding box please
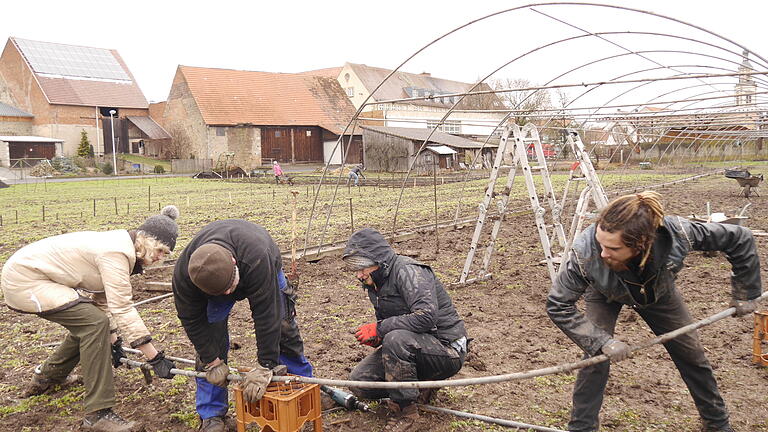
[320,385,370,411]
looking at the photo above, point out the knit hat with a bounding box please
[188,243,236,295]
[138,205,180,250]
[342,254,376,271]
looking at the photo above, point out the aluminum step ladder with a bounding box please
[459,122,568,283]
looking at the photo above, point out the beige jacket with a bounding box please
[1,230,151,347]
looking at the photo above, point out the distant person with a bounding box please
[172,219,313,432]
[347,164,365,187]
[342,228,468,431]
[547,191,762,432]
[1,206,180,432]
[272,160,283,184]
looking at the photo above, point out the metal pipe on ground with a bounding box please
[419,404,566,432]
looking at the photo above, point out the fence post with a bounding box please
[93,199,96,217]
[349,197,354,233]
[114,197,118,215]
[42,205,45,222]
[148,186,151,211]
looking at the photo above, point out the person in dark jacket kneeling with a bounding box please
[172,220,313,432]
[547,191,762,432]
[342,228,468,432]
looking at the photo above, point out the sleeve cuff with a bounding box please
[129,335,153,348]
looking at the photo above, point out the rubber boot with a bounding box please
[82,408,144,432]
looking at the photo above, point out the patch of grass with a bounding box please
[0,394,50,417]
[169,410,199,429]
[120,154,171,171]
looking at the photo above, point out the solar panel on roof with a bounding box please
[14,38,130,81]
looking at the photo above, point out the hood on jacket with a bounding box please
[343,228,396,267]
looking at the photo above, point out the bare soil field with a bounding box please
[1,174,767,432]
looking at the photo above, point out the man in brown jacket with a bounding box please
[1,205,181,432]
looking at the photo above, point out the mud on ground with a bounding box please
[1,175,767,431]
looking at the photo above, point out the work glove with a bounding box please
[601,339,630,362]
[148,351,176,379]
[111,337,126,368]
[242,365,273,403]
[730,298,759,317]
[204,361,230,388]
[355,322,381,347]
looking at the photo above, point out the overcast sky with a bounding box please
[2,0,766,108]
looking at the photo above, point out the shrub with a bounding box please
[77,130,93,157]
[50,156,80,174]
[101,162,114,175]
[153,164,166,174]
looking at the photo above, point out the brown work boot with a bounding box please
[199,416,226,432]
[22,366,82,397]
[384,401,419,432]
[82,408,144,432]
[416,388,439,405]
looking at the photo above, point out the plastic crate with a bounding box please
[754,311,768,367]
[233,380,322,432]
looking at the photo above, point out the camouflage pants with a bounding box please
[349,329,464,405]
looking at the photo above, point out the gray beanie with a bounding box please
[343,254,376,271]
[138,205,180,250]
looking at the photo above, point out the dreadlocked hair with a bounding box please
[597,190,664,268]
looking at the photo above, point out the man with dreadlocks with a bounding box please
[547,190,762,432]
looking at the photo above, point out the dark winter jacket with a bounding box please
[547,215,763,356]
[343,228,467,344]
[173,220,283,368]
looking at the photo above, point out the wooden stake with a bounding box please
[42,205,45,222]
[349,197,354,233]
[290,190,300,279]
[93,199,96,217]
[148,186,151,211]
[114,197,118,215]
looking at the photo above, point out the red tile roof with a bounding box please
[11,37,148,108]
[179,66,356,135]
[299,66,343,78]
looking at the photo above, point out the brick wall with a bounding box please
[0,117,32,135]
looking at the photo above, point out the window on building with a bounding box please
[427,120,461,134]
[216,127,225,136]
[346,87,354,98]
[275,130,282,138]
[306,130,312,137]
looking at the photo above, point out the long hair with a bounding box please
[134,231,170,266]
[597,190,664,268]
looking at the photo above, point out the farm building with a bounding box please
[158,65,361,169]
[361,125,496,173]
[337,62,506,138]
[0,37,168,159]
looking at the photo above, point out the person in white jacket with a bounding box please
[1,205,181,432]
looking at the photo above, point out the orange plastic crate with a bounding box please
[755,311,768,367]
[233,380,322,432]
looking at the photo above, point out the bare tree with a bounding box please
[164,123,193,159]
[492,78,552,125]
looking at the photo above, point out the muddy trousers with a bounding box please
[568,288,730,432]
[195,270,313,420]
[37,302,115,413]
[349,329,464,405]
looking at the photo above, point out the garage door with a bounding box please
[9,142,56,161]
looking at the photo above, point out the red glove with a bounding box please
[355,322,381,347]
